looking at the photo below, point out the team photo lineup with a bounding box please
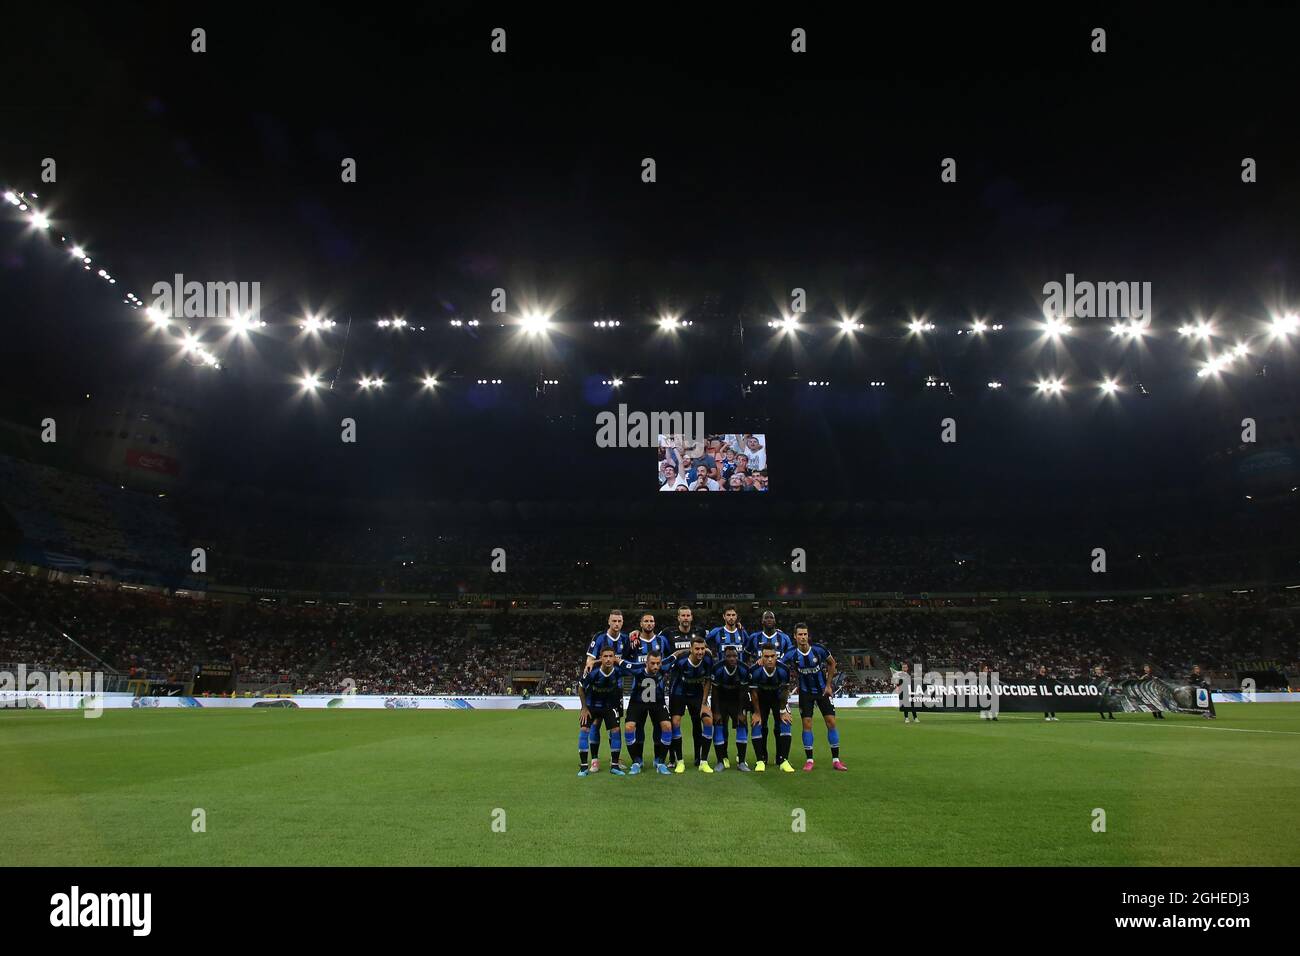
[577,607,840,775]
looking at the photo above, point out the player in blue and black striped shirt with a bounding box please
[708,644,752,771]
[782,623,848,772]
[748,646,795,771]
[622,612,670,666]
[618,649,674,775]
[582,609,626,772]
[663,636,715,773]
[578,646,626,776]
[745,610,793,665]
[706,606,748,660]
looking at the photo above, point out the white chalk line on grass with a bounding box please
[844,709,1300,736]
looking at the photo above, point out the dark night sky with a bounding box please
[2,5,1299,512]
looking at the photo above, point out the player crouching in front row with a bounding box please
[710,646,752,772]
[748,647,796,772]
[618,650,674,775]
[578,647,626,776]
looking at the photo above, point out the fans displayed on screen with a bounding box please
[657,433,768,492]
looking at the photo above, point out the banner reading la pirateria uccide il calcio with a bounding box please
[899,676,1215,715]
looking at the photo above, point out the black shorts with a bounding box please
[580,705,619,729]
[625,700,670,727]
[798,691,836,718]
[670,694,705,719]
[712,692,744,724]
[754,693,787,724]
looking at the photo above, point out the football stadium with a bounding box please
[2,4,1297,932]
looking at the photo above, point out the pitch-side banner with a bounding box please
[2,688,1267,712]
[897,676,1217,715]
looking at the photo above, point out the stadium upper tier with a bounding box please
[2,454,1298,597]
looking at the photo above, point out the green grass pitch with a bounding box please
[2,703,1297,866]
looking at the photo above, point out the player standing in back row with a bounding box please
[659,605,707,768]
[745,610,793,665]
[782,624,847,772]
[707,606,748,659]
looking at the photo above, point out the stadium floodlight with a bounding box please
[1035,376,1065,394]
[781,315,799,332]
[970,319,988,334]
[840,316,864,332]
[70,245,86,259]
[908,318,935,334]
[422,375,438,389]
[2,191,19,206]
[601,377,624,388]
[1112,319,1150,340]
[987,380,1002,389]
[1040,315,1072,340]
[521,310,551,335]
[29,211,50,229]
[301,374,322,391]
[229,311,265,335]
[1099,377,1120,394]
[1179,319,1214,341]
[1270,313,1299,338]
[1196,353,1232,378]
[145,307,169,328]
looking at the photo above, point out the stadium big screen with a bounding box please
[658,433,769,492]
[0,4,1296,933]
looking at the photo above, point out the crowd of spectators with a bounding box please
[3,573,1296,695]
